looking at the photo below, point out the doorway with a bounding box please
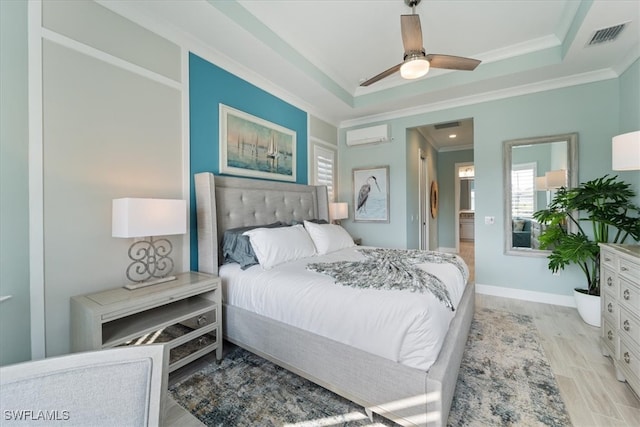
[419,149,429,250]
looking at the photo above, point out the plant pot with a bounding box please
[574,288,601,327]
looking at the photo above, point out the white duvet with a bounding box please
[219,246,468,371]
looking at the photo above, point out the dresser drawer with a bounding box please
[619,338,640,379]
[601,267,617,296]
[603,319,617,357]
[620,306,640,347]
[601,249,617,269]
[619,277,640,312]
[602,292,618,325]
[620,258,640,282]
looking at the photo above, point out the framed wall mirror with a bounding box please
[503,133,578,256]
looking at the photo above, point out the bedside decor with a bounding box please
[219,104,296,182]
[328,202,348,225]
[112,198,186,289]
[353,166,389,223]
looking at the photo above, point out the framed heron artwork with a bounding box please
[353,166,389,223]
[219,104,296,182]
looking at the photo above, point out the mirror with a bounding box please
[503,133,578,256]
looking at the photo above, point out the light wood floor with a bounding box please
[163,242,640,426]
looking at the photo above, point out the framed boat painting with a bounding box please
[353,166,389,223]
[219,104,296,182]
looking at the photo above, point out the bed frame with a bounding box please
[195,172,474,426]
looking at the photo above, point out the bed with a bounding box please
[195,172,475,426]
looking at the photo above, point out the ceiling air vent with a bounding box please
[434,121,459,130]
[588,23,627,46]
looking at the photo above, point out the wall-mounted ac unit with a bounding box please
[345,124,390,146]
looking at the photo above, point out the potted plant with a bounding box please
[533,175,640,326]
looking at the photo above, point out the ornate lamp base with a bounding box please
[123,236,176,290]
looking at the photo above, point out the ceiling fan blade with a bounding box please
[426,54,481,71]
[401,14,423,53]
[360,63,402,87]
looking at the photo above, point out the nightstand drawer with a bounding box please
[168,328,219,371]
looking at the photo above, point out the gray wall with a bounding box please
[0,0,31,365]
[40,1,184,357]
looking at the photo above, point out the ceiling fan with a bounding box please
[360,0,481,87]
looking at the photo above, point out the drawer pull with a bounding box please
[607,277,613,286]
[197,315,208,326]
[605,257,612,262]
[624,320,631,331]
[624,352,631,364]
[608,303,613,313]
[624,289,631,300]
[608,330,613,340]
[621,266,628,272]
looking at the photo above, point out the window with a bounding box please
[311,144,336,202]
[511,163,536,218]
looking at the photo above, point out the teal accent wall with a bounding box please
[341,78,634,300]
[189,53,308,270]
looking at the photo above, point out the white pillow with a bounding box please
[243,224,316,270]
[304,220,355,255]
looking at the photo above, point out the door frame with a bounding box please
[454,162,474,253]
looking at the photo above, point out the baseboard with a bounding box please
[475,283,576,308]
[437,247,457,253]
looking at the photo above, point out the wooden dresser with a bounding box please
[600,243,640,395]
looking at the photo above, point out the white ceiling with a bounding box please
[103,0,639,149]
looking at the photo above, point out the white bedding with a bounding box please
[219,246,468,371]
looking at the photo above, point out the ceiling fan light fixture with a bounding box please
[400,54,430,79]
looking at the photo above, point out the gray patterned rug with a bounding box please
[169,308,572,426]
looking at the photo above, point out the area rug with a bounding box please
[169,308,572,426]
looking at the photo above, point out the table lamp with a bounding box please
[112,198,186,290]
[329,202,348,225]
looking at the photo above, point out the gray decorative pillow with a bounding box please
[513,219,526,232]
[221,222,284,269]
[290,218,329,225]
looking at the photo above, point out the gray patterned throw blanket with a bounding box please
[306,248,468,311]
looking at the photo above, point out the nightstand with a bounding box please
[70,271,222,373]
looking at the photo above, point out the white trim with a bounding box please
[41,28,182,91]
[180,47,190,274]
[475,283,576,308]
[340,69,618,129]
[28,0,46,360]
[436,247,457,253]
[97,0,339,128]
[454,162,474,254]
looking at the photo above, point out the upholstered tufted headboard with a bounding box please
[194,172,329,275]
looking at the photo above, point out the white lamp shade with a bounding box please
[612,130,640,171]
[535,176,548,191]
[112,198,186,238]
[545,170,567,189]
[329,202,348,221]
[400,56,430,79]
